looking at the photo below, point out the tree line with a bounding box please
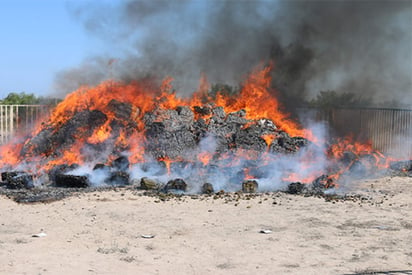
[0,92,61,105]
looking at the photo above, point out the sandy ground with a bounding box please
[1,176,412,275]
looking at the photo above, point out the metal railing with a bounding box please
[0,105,50,144]
[0,105,411,158]
[302,107,412,158]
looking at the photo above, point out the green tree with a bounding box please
[309,90,369,108]
[0,92,61,105]
[208,83,239,99]
[0,92,39,105]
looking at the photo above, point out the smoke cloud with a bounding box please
[56,0,412,107]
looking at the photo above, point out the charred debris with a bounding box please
[0,100,411,203]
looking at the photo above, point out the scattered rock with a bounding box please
[32,232,47,238]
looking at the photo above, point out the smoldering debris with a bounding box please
[389,160,412,177]
[11,100,309,190]
[1,100,409,202]
[1,172,34,189]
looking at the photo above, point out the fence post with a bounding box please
[0,105,51,145]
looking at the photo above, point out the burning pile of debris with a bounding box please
[0,65,408,200]
[1,100,309,191]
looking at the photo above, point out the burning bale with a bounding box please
[143,104,306,161]
[49,164,79,183]
[201,182,214,194]
[1,172,34,189]
[163,178,187,193]
[21,110,108,158]
[140,177,161,190]
[287,182,305,195]
[54,174,90,188]
[107,172,130,186]
[242,180,259,193]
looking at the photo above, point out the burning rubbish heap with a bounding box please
[0,65,409,198]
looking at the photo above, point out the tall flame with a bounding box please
[0,64,393,188]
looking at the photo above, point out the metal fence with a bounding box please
[0,105,411,158]
[0,105,50,144]
[302,107,412,158]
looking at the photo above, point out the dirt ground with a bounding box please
[1,176,412,275]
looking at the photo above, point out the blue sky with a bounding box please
[0,0,104,98]
[0,0,410,106]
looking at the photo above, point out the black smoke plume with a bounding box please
[55,0,412,107]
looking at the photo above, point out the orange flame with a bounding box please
[198,152,213,166]
[0,63,393,190]
[261,133,277,150]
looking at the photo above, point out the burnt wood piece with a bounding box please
[164,178,187,192]
[287,182,305,194]
[242,180,258,193]
[54,174,90,188]
[1,171,34,189]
